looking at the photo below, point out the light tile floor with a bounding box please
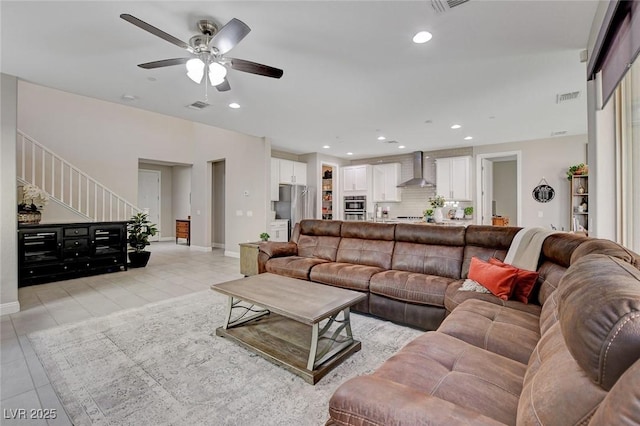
[0,242,242,425]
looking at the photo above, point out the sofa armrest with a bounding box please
[257,242,298,273]
[328,376,504,426]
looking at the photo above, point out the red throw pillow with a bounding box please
[468,257,518,300]
[488,258,539,304]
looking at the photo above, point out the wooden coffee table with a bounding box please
[211,273,366,384]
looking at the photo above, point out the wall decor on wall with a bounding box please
[532,177,555,203]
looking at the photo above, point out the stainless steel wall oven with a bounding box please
[343,195,366,221]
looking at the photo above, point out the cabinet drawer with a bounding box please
[176,223,189,231]
[64,238,89,250]
[64,227,88,237]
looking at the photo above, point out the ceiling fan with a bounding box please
[120,13,284,92]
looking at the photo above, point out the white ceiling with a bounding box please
[1,1,599,159]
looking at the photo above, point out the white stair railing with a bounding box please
[17,131,139,222]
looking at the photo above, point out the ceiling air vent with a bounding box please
[432,0,470,13]
[382,140,399,144]
[187,101,210,110]
[551,130,568,137]
[556,91,580,104]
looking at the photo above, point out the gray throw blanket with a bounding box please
[503,227,557,271]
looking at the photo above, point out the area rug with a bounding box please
[29,289,423,425]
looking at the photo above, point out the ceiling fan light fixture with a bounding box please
[208,62,228,86]
[186,58,205,84]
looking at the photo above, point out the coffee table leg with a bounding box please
[307,307,355,371]
[223,296,270,329]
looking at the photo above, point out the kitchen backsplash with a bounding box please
[350,147,473,217]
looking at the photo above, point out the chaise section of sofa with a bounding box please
[328,252,640,426]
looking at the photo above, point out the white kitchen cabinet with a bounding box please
[372,163,401,202]
[436,156,471,201]
[343,165,370,192]
[270,158,280,201]
[269,220,289,242]
[278,159,307,185]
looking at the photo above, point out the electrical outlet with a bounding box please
[246,210,253,217]
[538,211,543,218]
[236,210,243,216]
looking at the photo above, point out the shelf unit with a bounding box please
[570,175,589,234]
[322,165,334,220]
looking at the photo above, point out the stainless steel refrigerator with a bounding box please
[275,184,315,239]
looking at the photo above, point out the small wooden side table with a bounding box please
[239,242,261,276]
[492,216,509,227]
[176,219,190,245]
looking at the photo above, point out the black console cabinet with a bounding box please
[18,221,128,287]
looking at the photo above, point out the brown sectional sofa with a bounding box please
[257,220,640,425]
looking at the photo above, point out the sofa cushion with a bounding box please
[438,299,541,364]
[299,219,342,237]
[370,331,526,425]
[468,257,518,300]
[395,223,466,246]
[391,242,463,279]
[488,257,539,303]
[264,256,329,280]
[570,237,640,268]
[444,280,542,316]
[340,221,395,240]
[310,262,383,291]
[517,322,607,425]
[297,235,341,261]
[336,238,395,270]
[461,226,520,278]
[558,254,640,390]
[589,358,640,426]
[369,270,455,307]
[329,376,505,426]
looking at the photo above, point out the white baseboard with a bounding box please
[0,301,20,316]
[159,236,174,242]
[212,243,224,249]
[224,250,240,258]
[190,245,212,252]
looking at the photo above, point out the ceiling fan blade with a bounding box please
[209,18,251,55]
[216,79,231,92]
[230,58,284,79]
[138,58,191,69]
[120,14,193,53]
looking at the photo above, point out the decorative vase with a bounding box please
[434,207,444,223]
[128,251,151,268]
[18,211,41,225]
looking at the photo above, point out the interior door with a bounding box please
[138,169,161,241]
[481,159,493,225]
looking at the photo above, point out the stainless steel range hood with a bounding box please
[396,151,435,187]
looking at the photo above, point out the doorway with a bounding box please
[476,152,521,226]
[212,160,226,249]
[138,169,161,241]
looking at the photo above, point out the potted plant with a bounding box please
[566,163,588,180]
[428,195,446,223]
[17,184,49,224]
[464,206,474,219]
[127,212,158,268]
[423,209,434,223]
[259,232,270,241]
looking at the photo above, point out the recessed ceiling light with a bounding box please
[229,102,240,109]
[121,94,137,102]
[377,136,386,141]
[323,145,330,149]
[451,124,461,129]
[398,145,406,149]
[464,136,473,140]
[147,77,157,82]
[346,152,354,156]
[413,31,433,44]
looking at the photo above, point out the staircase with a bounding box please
[17,131,139,222]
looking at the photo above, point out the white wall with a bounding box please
[17,81,269,255]
[1,74,19,314]
[474,134,587,231]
